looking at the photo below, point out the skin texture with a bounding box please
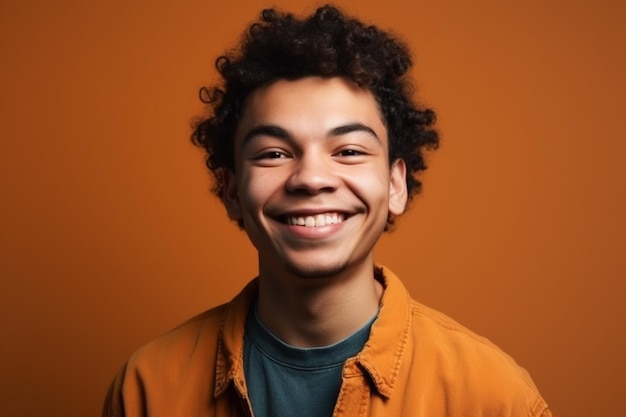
[223,76,407,347]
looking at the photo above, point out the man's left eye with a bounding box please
[337,149,363,156]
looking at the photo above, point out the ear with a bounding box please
[388,159,408,216]
[222,169,242,221]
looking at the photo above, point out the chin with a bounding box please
[284,260,349,279]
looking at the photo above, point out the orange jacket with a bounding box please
[103,266,551,417]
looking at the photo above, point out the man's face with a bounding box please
[224,76,407,279]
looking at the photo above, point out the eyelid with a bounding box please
[243,135,292,159]
[335,148,364,156]
[333,143,371,156]
[251,149,290,160]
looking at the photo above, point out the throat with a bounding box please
[255,273,383,348]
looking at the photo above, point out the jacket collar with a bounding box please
[355,266,412,398]
[214,279,258,397]
[213,265,411,399]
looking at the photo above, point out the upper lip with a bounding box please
[272,207,351,217]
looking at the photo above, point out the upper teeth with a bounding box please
[287,213,345,227]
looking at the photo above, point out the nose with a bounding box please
[285,153,340,194]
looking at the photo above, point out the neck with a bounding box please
[255,261,383,348]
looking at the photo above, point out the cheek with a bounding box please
[344,174,391,212]
[238,169,280,208]
[238,177,261,209]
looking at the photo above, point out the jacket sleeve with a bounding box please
[537,405,554,417]
[102,363,132,417]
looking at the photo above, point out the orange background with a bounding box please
[1,1,624,416]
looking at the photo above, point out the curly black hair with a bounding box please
[191,4,439,227]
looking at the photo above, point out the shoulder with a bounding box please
[102,303,232,417]
[127,303,228,373]
[408,299,529,375]
[103,279,259,416]
[407,299,550,415]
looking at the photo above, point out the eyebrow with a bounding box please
[241,122,380,145]
[242,125,290,145]
[329,123,380,142]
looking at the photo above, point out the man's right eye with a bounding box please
[255,151,287,159]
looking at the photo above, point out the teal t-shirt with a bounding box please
[243,307,377,417]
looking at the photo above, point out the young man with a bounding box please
[103,5,551,417]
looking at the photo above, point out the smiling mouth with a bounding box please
[284,213,346,227]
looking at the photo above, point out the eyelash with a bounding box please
[254,150,288,159]
[336,149,363,157]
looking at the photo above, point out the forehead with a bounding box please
[235,76,387,144]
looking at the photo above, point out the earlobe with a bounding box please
[388,159,408,216]
[222,169,242,220]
